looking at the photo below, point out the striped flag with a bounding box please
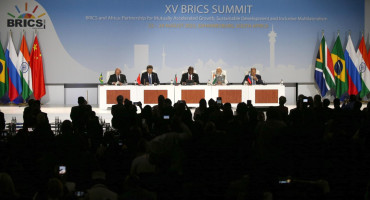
[5,33,22,101]
[332,35,348,98]
[18,33,33,100]
[0,40,8,98]
[357,36,370,98]
[315,35,335,96]
[345,35,362,95]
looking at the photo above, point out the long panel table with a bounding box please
[98,84,285,109]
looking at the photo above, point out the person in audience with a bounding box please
[85,171,118,200]
[212,67,226,85]
[194,98,207,121]
[0,109,4,131]
[111,95,125,129]
[70,96,92,132]
[242,67,263,85]
[333,98,341,111]
[23,99,35,129]
[0,173,19,199]
[276,96,288,121]
[141,65,160,85]
[181,66,199,85]
[107,67,127,85]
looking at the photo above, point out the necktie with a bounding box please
[189,74,191,80]
[149,74,152,84]
[117,75,120,82]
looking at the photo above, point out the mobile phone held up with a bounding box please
[59,165,66,175]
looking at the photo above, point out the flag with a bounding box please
[357,36,370,98]
[99,73,103,83]
[212,73,217,84]
[5,33,22,101]
[345,35,362,95]
[136,73,141,85]
[175,74,177,84]
[0,40,8,98]
[30,35,45,100]
[18,33,33,100]
[247,74,252,84]
[332,35,348,98]
[315,35,335,96]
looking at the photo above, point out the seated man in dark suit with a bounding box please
[242,67,263,85]
[70,96,92,132]
[107,68,127,85]
[181,66,199,85]
[141,65,160,85]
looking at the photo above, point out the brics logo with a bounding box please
[7,2,46,29]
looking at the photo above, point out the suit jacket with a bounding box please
[181,73,199,84]
[213,74,226,84]
[242,74,263,85]
[111,103,126,129]
[70,104,92,130]
[107,74,127,85]
[141,72,160,85]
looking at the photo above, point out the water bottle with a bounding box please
[280,79,284,85]
[170,80,173,85]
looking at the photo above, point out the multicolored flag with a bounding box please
[99,73,104,83]
[5,33,22,101]
[30,35,46,100]
[357,36,370,98]
[345,35,362,95]
[332,35,348,98]
[0,40,8,98]
[18,33,33,100]
[247,74,252,84]
[315,35,335,96]
[175,74,177,84]
[212,73,217,85]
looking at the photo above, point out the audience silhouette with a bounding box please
[0,95,369,199]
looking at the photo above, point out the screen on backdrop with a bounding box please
[0,0,364,84]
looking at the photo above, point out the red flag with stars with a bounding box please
[30,35,45,100]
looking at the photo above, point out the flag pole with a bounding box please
[337,30,340,36]
[321,29,324,37]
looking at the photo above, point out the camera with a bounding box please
[303,98,308,103]
[133,102,139,106]
[163,115,170,119]
[59,165,66,175]
[216,97,222,105]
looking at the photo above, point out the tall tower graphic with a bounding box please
[268,25,277,68]
[162,45,166,68]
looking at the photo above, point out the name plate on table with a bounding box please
[144,90,168,104]
[106,90,131,104]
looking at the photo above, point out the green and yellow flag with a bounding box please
[99,73,104,84]
[0,40,8,98]
[332,35,348,98]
